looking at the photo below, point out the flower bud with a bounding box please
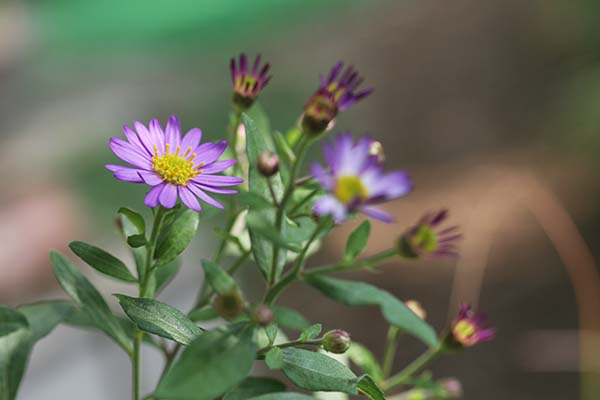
[230,53,271,111]
[398,209,462,259]
[322,329,351,354]
[251,304,274,327]
[444,304,495,350]
[257,151,279,177]
[212,290,245,321]
[405,299,427,320]
[439,378,463,399]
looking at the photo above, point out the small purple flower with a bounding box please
[230,53,271,110]
[106,116,243,212]
[311,133,412,223]
[449,304,496,348]
[302,62,373,134]
[400,209,462,258]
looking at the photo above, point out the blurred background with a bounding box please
[1,0,600,398]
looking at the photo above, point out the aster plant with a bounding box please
[0,54,494,400]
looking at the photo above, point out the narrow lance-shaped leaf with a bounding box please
[224,377,286,400]
[155,326,256,400]
[243,112,287,280]
[357,375,386,400]
[347,343,384,383]
[272,306,311,331]
[246,213,302,253]
[117,207,146,278]
[69,241,137,283]
[50,251,132,353]
[344,220,371,262]
[115,295,202,345]
[201,259,239,295]
[307,276,438,347]
[281,348,359,394]
[0,307,29,337]
[249,394,316,400]
[265,347,283,370]
[154,208,199,267]
[299,323,322,342]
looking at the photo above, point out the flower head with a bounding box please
[399,209,462,258]
[447,304,495,348]
[302,62,373,134]
[106,116,243,211]
[230,53,271,111]
[311,133,412,223]
[323,329,351,354]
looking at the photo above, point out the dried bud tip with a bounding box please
[323,329,351,354]
[257,151,280,177]
[405,300,427,320]
[212,290,245,321]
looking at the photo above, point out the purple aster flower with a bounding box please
[447,304,496,348]
[302,62,373,134]
[230,53,271,111]
[399,209,462,258]
[311,133,412,223]
[106,116,243,212]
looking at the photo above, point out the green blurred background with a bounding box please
[1,0,600,398]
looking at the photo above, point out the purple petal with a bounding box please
[165,115,181,151]
[230,58,237,83]
[149,119,166,155]
[326,62,343,85]
[200,159,236,174]
[138,170,163,186]
[109,137,152,169]
[178,186,201,211]
[134,121,160,156]
[196,184,238,194]
[188,184,224,209]
[361,206,394,223]
[158,183,178,208]
[194,141,228,165]
[180,128,202,152]
[365,171,412,201]
[193,174,243,187]
[112,167,145,183]
[144,184,164,208]
[310,162,334,190]
[123,125,150,156]
[313,195,347,223]
[240,53,247,74]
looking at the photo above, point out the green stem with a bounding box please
[268,136,311,287]
[264,220,326,305]
[382,326,402,378]
[303,248,398,278]
[257,338,323,356]
[382,344,442,392]
[287,187,319,217]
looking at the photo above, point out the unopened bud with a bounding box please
[212,290,245,320]
[322,329,351,354]
[251,304,274,327]
[405,300,427,320]
[369,140,385,163]
[257,151,279,177]
[439,378,462,399]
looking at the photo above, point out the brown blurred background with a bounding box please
[1,0,599,398]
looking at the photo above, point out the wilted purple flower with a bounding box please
[399,209,462,258]
[230,53,271,110]
[302,62,373,134]
[311,133,412,223]
[448,304,495,348]
[106,116,243,211]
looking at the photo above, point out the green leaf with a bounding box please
[50,251,132,353]
[115,295,202,345]
[0,301,73,400]
[0,307,29,337]
[265,347,283,370]
[249,394,316,400]
[344,220,371,261]
[224,377,286,400]
[153,258,181,294]
[201,259,239,295]
[69,241,137,283]
[188,305,218,322]
[117,207,146,279]
[281,348,358,393]
[127,234,147,248]
[273,130,296,164]
[243,113,287,280]
[307,276,438,347]
[246,213,302,253]
[357,375,386,400]
[347,343,384,383]
[155,327,257,400]
[299,323,322,342]
[265,324,278,345]
[237,191,273,211]
[154,208,199,266]
[272,306,310,331]
[285,216,318,243]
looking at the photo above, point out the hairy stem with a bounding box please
[382,344,442,392]
[303,248,399,277]
[382,326,402,378]
[257,338,323,356]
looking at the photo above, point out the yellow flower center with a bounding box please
[453,320,476,345]
[413,225,438,253]
[235,76,257,92]
[152,144,203,186]
[327,82,346,101]
[334,176,369,205]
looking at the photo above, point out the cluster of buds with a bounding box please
[301,62,373,135]
[445,304,496,349]
[399,209,462,258]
